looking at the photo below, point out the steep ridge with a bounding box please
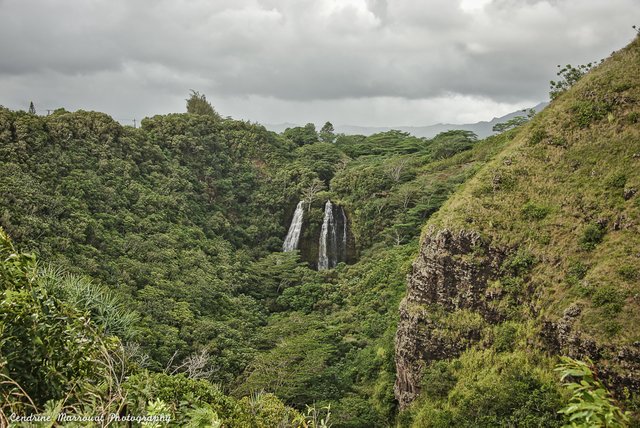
[395,35,640,417]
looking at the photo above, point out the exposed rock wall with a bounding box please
[291,200,357,269]
[395,228,640,409]
[394,228,506,409]
[541,305,640,395]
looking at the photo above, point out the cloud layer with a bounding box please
[0,0,637,126]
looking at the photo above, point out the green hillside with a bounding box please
[395,35,640,426]
[0,94,498,425]
[1,34,638,428]
[429,33,640,344]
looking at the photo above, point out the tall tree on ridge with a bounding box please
[186,90,221,119]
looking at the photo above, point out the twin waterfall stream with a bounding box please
[282,201,304,252]
[282,200,349,270]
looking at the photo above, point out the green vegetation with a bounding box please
[579,223,606,250]
[405,349,563,427]
[1,34,639,428]
[0,93,503,425]
[555,357,630,427]
[398,34,640,426]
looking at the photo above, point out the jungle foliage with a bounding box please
[1,34,639,426]
[0,102,497,426]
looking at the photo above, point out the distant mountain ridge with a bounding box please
[265,101,549,138]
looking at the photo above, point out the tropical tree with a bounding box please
[284,123,318,146]
[549,62,601,99]
[319,121,336,143]
[186,90,221,119]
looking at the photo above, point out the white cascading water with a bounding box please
[282,201,305,252]
[318,200,336,270]
[341,206,347,260]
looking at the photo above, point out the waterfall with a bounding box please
[318,200,337,270]
[282,201,304,252]
[340,206,347,261]
[318,200,350,270]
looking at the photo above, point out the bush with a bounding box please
[591,285,625,317]
[568,261,588,280]
[606,172,627,190]
[521,202,551,221]
[579,223,606,250]
[502,250,535,277]
[528,127,547,145]
[603,320,622,337]
[565,261,588,287]
[571,101,611,128]
[618,265,638,281]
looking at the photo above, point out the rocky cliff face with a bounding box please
[541,305,640,396]
[394,228,506,409]
[394,35,640,416]
[395,227,640,409]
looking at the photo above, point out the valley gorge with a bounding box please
[1,34,639,428]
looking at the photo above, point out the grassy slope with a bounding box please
[397,34,640,428]
[426,36,640,352]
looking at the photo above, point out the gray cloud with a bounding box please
[0,0,637,126]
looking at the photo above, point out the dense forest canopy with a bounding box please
[0,101,498,425]
[1,35,639,427]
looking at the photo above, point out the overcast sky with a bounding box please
[0,0,637,127]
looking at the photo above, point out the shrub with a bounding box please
[503,250,535,277]
[565,261,588,287]
[603,320,622,337]
[618,265,638,281]
[606,172,627,190]
[626,111,639,124]
[579,223,606,250]
[568,261,588,280]
[550,136,568,148]
[591,285,625,316]
[528,127,548,145]
[571,101,611,128]
[522,202,551,221]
